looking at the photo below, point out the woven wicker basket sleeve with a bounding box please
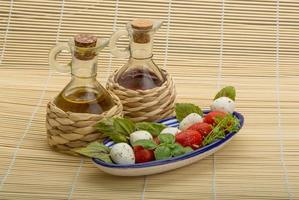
[107,69,176,122]
[46,92,123,154]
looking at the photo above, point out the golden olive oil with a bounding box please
[54,87,114,114]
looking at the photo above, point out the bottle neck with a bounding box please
[71,55,97,78]
[129,35,153,59]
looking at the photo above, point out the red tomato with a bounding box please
[133,146,155,163]
[187,122,213,137]
[204,111,227,125]
[175,130,202,149]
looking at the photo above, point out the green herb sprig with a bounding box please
[202,114,240,146]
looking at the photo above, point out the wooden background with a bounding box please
[1,0,299,199]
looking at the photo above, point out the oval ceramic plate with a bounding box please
[92,111,244,176]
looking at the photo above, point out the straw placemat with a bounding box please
[0,0,298,199]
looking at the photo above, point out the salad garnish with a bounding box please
[73,141,112,163]
[95,117,135,143]
[214,86,236,101]
[175,103,203,122]
[203,114,240,146]
[135,122,166,137]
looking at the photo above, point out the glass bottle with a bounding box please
[49,34,115,114]
[109,19,166,90]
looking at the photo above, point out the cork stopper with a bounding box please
[131,19,153,30]
[74,34,97,48]
[74,34,97,60]
[131,19,153,44]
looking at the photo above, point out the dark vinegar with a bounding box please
[54,87,115,114]
[117,69,164,90]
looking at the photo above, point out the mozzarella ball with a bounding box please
[179,113,203,131]
[130,130,153,145]
[160,127,181,136]
[211,97,235,113]
[110,143,135,164]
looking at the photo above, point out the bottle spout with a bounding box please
[96,38,109,51]
[152,20,163,32]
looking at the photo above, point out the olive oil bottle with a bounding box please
[50,34,115,114]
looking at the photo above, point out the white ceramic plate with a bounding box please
[92,111,244,176]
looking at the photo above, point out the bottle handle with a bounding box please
[48,42,71,73]
[109,29,130,59]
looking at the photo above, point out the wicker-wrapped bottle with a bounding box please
[47,34,123,153]
[107,19,176,122]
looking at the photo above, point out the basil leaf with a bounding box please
[95,118,114,135]
[170,143,186,157]
[95,118,133,143]
[132,139,158,149]
[73,141,112,163]
[113,118,135,136]
[214,86,236,101]
[158,134,175,144]
[135,122,166,137]
[175,103,203,121]
[169,143,193,157]
[109,134,128,143]
[184,147,193,153]
[154,146,172,160]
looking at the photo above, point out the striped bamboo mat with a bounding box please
[1,0,299,199]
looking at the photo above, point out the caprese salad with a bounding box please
[74,86,240,165]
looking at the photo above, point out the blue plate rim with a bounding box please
[92,111,244,169]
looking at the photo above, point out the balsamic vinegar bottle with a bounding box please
[109,19,166,90]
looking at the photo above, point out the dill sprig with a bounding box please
[202,114,240,146]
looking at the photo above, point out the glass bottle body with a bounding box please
[49,37,115,114]
[116,57,164,90]
[54,78,115,114]
[110,20,166,90]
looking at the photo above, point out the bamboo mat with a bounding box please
[0,0,299,199]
